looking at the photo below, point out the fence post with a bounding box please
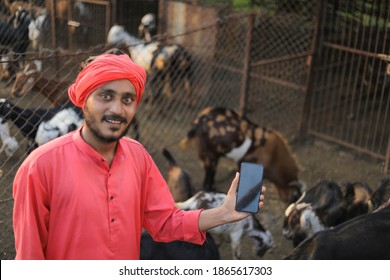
[239,13,254,117]
[298,0,324,139]
[111,0,117,26]
[50,0,57,50]
[158,0,167,39]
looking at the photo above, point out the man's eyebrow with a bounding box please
[97,88,115,93]
[97,88,135,97]
[125,92,137,98]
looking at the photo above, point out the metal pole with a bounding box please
[298,0,325,139]
[239,13,254,117]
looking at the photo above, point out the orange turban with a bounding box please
[68,54,146,109]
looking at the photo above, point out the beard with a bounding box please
[83,105,131,143]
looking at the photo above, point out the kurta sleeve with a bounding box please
[13,159,50,260]
[142,156,206,245]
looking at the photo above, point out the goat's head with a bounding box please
[0,98,12,121]
[282,202,311,240]
[28,14,48,50]
[370,178,390,210]
[138,13,156,42]
[10,8,32,29]
[11,60,42,98]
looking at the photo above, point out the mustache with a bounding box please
[102,114,128,123]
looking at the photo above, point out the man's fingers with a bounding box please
[227,172,240,195]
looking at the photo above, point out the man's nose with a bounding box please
[110,100,125,114]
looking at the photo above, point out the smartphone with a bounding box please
[235,162,264,214]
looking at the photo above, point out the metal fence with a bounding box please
[303,0,390,171]
[0,0,389,259]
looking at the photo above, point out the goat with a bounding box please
[284,203,390,260]
[180,107,304,203]
[3,0,31,15]
[10,59,72,106]
[0,98,83,152]
[176,191,273,260]
[0,8,31,77]
[138,13,157,43]
[283,180,377,248]
[327,181,373,225]
[163,148,195,202]
[28,11,49,52]
[370,178,390,209]
[0,117,19,156]
[0,54,11,81]
[282,180,344,247]
[3,0,46,18]
[140,231,220,260]
[107,24,192,102]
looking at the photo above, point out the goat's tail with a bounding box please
[162,148,177,167]
[179,128,196,150]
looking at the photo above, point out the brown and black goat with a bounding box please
[162,148,195,202]
[180,107,303,203]
[10,60,71,106]
[284,202,390,260]
[282,180,376,247]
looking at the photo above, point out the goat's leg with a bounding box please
[230,238,242,260]
[202,157,219,191]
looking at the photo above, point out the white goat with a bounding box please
[107,24,193,101]
[0,117,19,157]
[176,191,273,260]
[28,12,49,52]
[107,25,159,72]
[35,107,84,146]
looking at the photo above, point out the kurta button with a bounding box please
[111,218,115,222]
[110,196,114,200]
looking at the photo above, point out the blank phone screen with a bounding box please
[236,162,264,213]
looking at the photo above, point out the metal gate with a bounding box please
[302,0,390,171]
[50,0,111,50]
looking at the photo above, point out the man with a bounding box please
[13,53,266,259]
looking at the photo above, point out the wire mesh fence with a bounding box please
[0,0,389,259]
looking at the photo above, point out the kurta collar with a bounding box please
[72,125,126,166]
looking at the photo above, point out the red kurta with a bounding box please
[13,127,205,259]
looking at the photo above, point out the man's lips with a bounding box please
[103,115,127,125]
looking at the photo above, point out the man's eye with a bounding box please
[123,96,135,104]
[101,93,111,100]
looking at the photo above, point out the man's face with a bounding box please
[83,79,138,143]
